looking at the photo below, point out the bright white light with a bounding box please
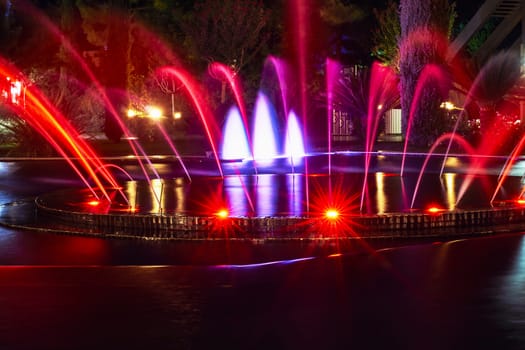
[127,109,138,118]
[325,209,339,220]
[145,105,163,120]
[10,80,21,104]
[252,93,278,162]
[284,110,305,164]
[221,106,251,160]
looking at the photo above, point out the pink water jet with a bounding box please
[157,66,224,178]
[493,133,525,203]
[208,62,249,141]
[411,133,477,209]
[456,115,516,206]
[289,0,312,211]
[401,63,450,177]
[0,60,119,201]
[360,62,398,212]
[266,57,296,169]
[326,59,340,177]
[17,1,163,185]
[266,56,291,120]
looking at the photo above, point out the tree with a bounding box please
[469,50,522,150]
[182,0,271,75]
[0,110,53,156]
[0,1,61,70]
[181,0,273,110]
[319,0,366,65]
[398,0,457,147]
[0,67,104,156]
[334,65,400,142]
[77,0,130,142]
[28,68,105,138]
[371,0,400,70]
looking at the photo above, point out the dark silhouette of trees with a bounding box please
[182,0,272,77]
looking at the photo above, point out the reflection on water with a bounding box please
[496,235,525,341]
[110,171,524,216]
[256,174,277,216]
[0,234,525,349]
[224,176,249,216]
[375,172,387,214]
[287,174,304,216]
[443,172,457,210]
[0,161,525,348]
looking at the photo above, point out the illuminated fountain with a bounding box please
[0,2,525,241]
[2,55,525,241]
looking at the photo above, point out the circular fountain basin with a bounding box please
[28,173,525,240]
[31,189,525,240]
[2,152,525,240]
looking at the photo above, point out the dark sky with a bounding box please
[455,1,483,24]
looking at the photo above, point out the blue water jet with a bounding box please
[285,110,305,165]
[252,93,279,163]
[221,106,251,160]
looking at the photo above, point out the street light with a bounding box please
[440,101,460,111]
[145,105,163,120]
[127,109,139,118]
[126,106,164,120]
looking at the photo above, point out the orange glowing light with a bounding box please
[126,109,138,118]
[88,200,100,206]
[427,206,442,214]
[216,209,229,219]
[325,209,340,220]
[145,105,163,120]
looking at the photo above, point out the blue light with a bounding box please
[252,93,278,162]
[215,256,315,269]
[285,110,305,164]
[221,106,251,160]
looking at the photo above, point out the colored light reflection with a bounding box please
[444,173,457,210]
[306,177,361,238]
[287,174,304,216]
[215,256,315,269]
[256,175,277,216]
[224,176,250,216]
[375,172,387,214]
